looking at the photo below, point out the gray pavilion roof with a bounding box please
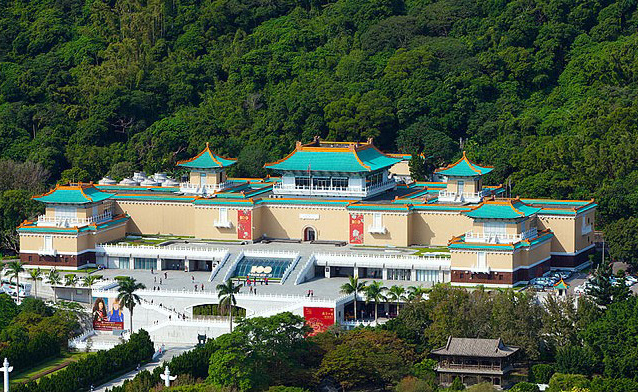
[431,337,520,358]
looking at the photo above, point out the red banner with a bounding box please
[237,210,252,240]
[349,213,364,244]
[304,307,334,336]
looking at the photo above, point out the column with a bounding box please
[157,256,162,271]
[354,267,360,277]
[324,266,331,278]
[411,269,417,281]
[129,255,134,270]
[382,268,388,280]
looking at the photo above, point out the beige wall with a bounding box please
[115,201,195,236]
[410,212,473,246]
[575,212,595,251]
[389,161,410,177]
[254,205,349,241]
[360,213,409,247]
[538,215,575,253]
[515,240,552,269]
[472,220,522,234]
[451,250,514,271]
[192,206,243,240]
[446,177,480,194]
[189,170,225,186]
[18,222,127,253]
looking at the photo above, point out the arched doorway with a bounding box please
[304,227,316,242]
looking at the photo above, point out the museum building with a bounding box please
[17,138,596,286]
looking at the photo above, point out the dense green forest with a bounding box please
[2,0,638,253]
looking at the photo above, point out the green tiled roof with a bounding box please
[34,185,113,204]
[465,200,541,219]
[435,152,493,177]
[449,231,553,250]
[264,144,400,173]
[177,143,236,169]
[554,279,570,290]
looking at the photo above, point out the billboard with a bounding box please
[349,213,364,244]
[237,210,252,240]
[92,297,125,331]
[303,307,335,336]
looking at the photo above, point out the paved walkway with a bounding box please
[95,345,192,392]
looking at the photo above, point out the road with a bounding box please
[94,345,192,391]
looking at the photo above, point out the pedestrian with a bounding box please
[260,278,263,285]
[154,276,157,283]
[265,277,268,285]
[169,315,171,321]
[160,278,162,284]
[194,284,197,291]
[192,275,194,282]
[164,272,167,279]
[201,283,204,290]
[254,287,257,295]
[249,285,253,294]
[151,267,154,274]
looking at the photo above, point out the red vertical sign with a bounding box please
[349,213,364,244]
[303,307,335,336]
[237,210,252,240]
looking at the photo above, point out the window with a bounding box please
[477,252,487,270]
[134,258,156,270]
[55,206,76,219]
[416,270,439,282]
[460,273,464,279]
[117,257,130,269]
[373,213,382,228]
[219,208,228,222]
[332,177,348,189]
[484,221,507,235]
[312,177,330,188]
[295,177,310,188]
[387,268,411,280]
[457,180,465,194]
[366,172,383,187]
[44,236,53,251]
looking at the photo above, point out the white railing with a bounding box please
[295,255,317,285]
[37,211,113,227]
[280,254,302,284]
[180,181,232,195]
[273,179,396,198]
[223,251,244,283]
[368,226,387,234]
[438,189,488,203]
[464,228,538,244]
[314,252,450,270]
[96,243,229,261]
[209,252,231,281]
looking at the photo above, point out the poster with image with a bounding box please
[237,210,252,240]
[349,213,364,244]
[303,307,335,336]
[92,297,125,331]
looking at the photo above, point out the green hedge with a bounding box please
[13,330,154,392]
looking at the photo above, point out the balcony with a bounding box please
[465,227,538,244]
[180,181,232,195]
[272,179,396,198]
[368,225,387,234]
[37,211,113,228]
[438,189,488,204]
[38,248,57,256]
[214,220,233,228]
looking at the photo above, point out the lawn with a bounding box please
[412,247,450,257]
[11,351,95,385]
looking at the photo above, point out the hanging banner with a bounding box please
[237,210,252,240]
[349,213,364,244]
[92,297,125,331]
[303,307,334,336]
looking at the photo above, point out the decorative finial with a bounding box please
[1,357,13,392]
[160,365,177,387]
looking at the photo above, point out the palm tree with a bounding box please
[217,279,241,332]
[364,281,387,325]
[117,277,146,332]
[47,269,62,303]
[29,268,43,299]
[407,285,427,302]
[82,275,99,299]
[340,275,367,321]
[65,274,79,302]
[387,285,407,317]
[6,260,24,303]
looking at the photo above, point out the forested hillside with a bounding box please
[2,0,638,253]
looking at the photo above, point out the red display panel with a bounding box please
[237,210,252,240]
[349,213,364,244]
[92,297,125,331]
[303,307,335,336]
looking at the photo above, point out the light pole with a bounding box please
[160,365,177,387]
[1,358,13,392]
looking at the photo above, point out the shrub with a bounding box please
[511,382,541,392]
[547,373,590,392]
[529,364,556,383]
[267,387,311,392]
[395,376,436,392]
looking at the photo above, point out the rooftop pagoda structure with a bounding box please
[435,152,493,203]
[264,138,401,199]
[432,337,519,389]
[177,143,237,196]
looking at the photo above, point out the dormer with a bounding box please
[462,198,541,244]
[434,152,493,204]
[176,143,237,196]
[264,137,401,199]
[33,184,114,227]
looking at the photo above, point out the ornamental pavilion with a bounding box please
[264,137,400,199]
[435,152,493,203]
[177,143,237,195]
[432,337,520,389]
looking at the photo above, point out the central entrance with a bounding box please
[304,227,316,242]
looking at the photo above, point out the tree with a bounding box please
[586,262,629,307]
[511,382,540,392]
[117,277,146,332]
[28,268,43,299]
[387,285,407,316]
[46,269,61,303]
[340,275,367,321]
[364,281,387,325]
[605,216,638,269]
[449,376,465,390]
[555,345,597,376]
[64,274,78,302]
[0,292,18,331]
[82,275,99,299]
[216,279,241,332]
[407,285,427,302]
[6,260,24,302]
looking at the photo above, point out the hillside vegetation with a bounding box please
[1,0,638,254]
